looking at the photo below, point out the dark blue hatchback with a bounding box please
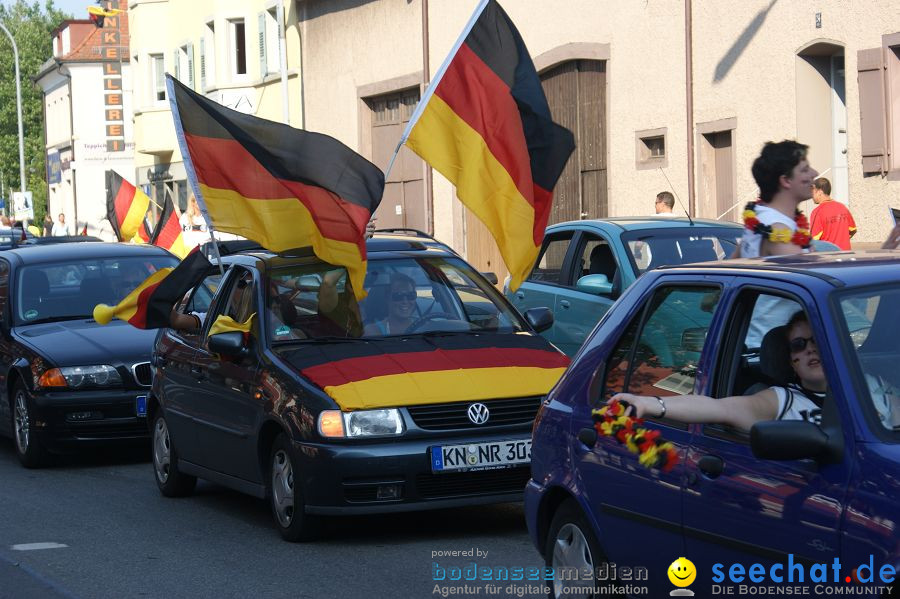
[526,251,900,598]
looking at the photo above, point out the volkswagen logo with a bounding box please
[467,403,490,425]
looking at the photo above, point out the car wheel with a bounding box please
[545,499,608,599]
[151,412,196,497]
[269,434,317,542]
[12,381,49,468]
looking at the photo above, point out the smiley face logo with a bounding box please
[668,557,696,588]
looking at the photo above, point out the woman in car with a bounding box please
[364,273,417,336]
[611,310,828,431]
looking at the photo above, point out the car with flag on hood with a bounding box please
[148,232,569,541]
[0,242,178,467]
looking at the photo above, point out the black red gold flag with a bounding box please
[106,170,151,242]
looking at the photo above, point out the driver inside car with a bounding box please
[364,273,417,336]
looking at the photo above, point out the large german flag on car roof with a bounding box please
[281,335,569,411]
[167,75,384,300]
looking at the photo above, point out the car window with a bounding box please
[621,228,740,274]
[601,285,721,403]
[223,270,256,324]
[576,235,618,286]
[838,285,900,432]
[177,270,224,326]
[15,255,178,325]
[527,231,574,285]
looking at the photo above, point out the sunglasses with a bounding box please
[789,336,817,353]
[391,291,416,302]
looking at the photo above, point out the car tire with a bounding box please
[545,498,608,599]
[151,411,196,497]
[11,381,49,469]
[268,434,317,542]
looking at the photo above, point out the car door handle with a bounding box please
[697,455,724,478]
[559,300,571,309]
[190,365,206,380]
[577,427,597,447]
[515,291,525,300]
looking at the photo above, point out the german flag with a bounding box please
[106,170,151,242]
[93,248,212,329]
[404,0,574,291]
[281,334,569,411]
[167,75,384,300]
[151,195,190,258]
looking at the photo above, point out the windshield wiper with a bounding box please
[20,315,93,326]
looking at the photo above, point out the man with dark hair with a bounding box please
[739,140,818,258]
[655,191,676,216]
[809,177,856,250]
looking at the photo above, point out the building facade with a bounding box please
[36,7,134,239]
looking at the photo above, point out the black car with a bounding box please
[0,242,179,467]
[150,233,569,541]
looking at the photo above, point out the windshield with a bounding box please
[621,228,740,274]
[265,256,527,343]
[16,256,178,325]
[837,285,900,432]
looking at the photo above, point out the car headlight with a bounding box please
[38,365,122,389]
[317,409,405,438]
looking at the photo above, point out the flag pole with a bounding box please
[383,0,489,180]
[166,74,225,275]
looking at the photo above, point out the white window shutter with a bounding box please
[187,43,195,89]
[199,37,206,90]
[258,13,267,77]
[173,49,180,81]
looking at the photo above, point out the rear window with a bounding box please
[621,228,740,274]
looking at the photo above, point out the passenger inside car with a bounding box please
[363,273,418,336]
[610,310,836,431]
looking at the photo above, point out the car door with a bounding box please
[573,278,727,581]
[552,230,622,356]
[681,283,852,592]
[506,229,576,348]
[191,267,264,481]
[0,259,12,434]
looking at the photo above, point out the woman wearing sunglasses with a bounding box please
[364,273,418,336]
[609,311,828,431]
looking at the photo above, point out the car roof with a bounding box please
[549,216,743,232]
[655,249,900,288]
[2,241,175,266]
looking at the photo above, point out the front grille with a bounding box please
[415,466,530,499]
[131,362,152,387]
[407,397,542,430]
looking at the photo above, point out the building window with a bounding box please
[150,54,166,103]
[178,43,194,89]
[229,18,247,77]
[636,128,668,170]
[260,8,280,77]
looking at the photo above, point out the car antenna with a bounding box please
[659,167,694,226]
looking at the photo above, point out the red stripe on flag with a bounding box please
[301,347,569,388]
[127,279,164,329]
[433,43,534,209]
[184,134,372,244]
[113,181,136,229]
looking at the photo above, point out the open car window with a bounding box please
[621,228,740,274]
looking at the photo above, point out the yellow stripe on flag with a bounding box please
[198,184,368,299]
[320,366,567,411]
[209,313,256,337]
[121,189,150,241]
[406,95,540,290]
[92,267,174,325]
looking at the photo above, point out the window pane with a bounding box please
[528,234,573,284]
[234,21,246,74]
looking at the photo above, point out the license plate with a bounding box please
[135,395,147,417]
[431,439,531,473]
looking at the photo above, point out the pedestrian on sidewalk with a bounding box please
[810,177,856,250]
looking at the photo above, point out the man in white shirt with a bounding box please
[51,213,70,237]
[655,191,677,217]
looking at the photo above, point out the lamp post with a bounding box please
[0,21,26,195]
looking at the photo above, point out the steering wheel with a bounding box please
[406,312,457,333]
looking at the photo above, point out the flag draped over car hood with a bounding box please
[282,335,569,411]
[402,0,574,292]
[93,248,212,329]
[167,75,384,300]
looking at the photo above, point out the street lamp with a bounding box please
[0,21,26,195]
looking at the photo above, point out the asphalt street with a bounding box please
[0,438,546,599]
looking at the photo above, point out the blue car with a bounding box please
[505,217,743,356]
[525,251,900,597]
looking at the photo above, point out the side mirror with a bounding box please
[524,307,554,333]
[750,420,830,461]
[575,274,614,296]
[208,331,249,357]
[480,271,499,285]
[681,327,708,353]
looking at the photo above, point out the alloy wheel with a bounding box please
[551,523,595,599]
[271,449,294,527]
[13,391,29,454]
[153,417,171,483]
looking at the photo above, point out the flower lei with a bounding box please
[742,202,811,248]
[591,400,679,472]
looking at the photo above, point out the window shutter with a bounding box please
[857,48,888,174]
[173,49,180,81]
[200,37,206,90]
[258,13,267,77]
[187,42,195,89]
